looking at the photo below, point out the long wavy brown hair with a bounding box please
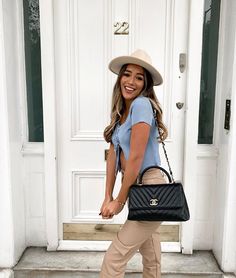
[103,64,168,142]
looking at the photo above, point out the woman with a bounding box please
[100,49,168,278]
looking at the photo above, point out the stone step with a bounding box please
[14,270,223,278]
[13,247,224,277]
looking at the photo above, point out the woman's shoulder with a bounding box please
[131,96,152,110]
[130,96,154,125]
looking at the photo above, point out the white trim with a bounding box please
[103,0,113,125]
[197,145,219,158]
[58,240,181,253]
[221,6,236,271]
[213,1,227,148]
[70,133,104,141]
[0,0,15,266]
[71,170,106,221]
[21,142,44,156]
[181,0,205,254]
[15,0,29,145]
[68,0,112,141]
[39,0,59,251]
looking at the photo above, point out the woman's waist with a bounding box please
[121,167,166,185]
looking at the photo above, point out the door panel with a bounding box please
[55,0,189,242]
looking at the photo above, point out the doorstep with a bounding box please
[12,247,227,277]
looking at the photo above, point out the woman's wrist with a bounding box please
[105,195,113,200]
[114,198,126,207]
[103,192,112,200]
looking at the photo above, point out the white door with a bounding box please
[54,0,189,247]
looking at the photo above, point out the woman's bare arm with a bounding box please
[104,143,116,199]
[116,122,150,203]
[101,123,150,217]
[100,143,117,217]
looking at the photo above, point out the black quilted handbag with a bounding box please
[128,143,190,222]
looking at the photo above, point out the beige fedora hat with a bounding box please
[108,49,163,86]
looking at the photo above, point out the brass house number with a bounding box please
[114,22,129,35]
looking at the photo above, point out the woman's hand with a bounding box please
[100,199,124,219]
[100,196,113,214]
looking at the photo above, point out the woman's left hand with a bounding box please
[101,200,124,219]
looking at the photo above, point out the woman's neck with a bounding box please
[124,94,142,111]
[124,99,132,112]
[120,101,131,124]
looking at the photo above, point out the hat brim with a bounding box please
[108,56,163,86]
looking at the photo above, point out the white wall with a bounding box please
[0,0,26,267]
[0,0,15,267]
[212,0,236,273]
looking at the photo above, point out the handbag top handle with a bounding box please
[138,165,173,184]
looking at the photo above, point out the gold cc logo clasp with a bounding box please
[150,199,158,206]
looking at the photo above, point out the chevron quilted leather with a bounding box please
[128,182,190,221]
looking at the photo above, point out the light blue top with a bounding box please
[111,95,161,174]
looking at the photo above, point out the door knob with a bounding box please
[176,102,184,109]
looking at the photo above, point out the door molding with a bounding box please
[67,0,112,141]
[39,0,59,251]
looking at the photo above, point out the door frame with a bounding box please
[40,0,205,252]
[39,0,59,251]
[181,0,205,254]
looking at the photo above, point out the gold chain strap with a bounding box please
[152,107,175,182]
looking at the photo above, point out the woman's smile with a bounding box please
[124,85,135,93]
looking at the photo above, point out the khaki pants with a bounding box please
[100,168,166,278]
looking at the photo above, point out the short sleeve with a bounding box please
[131,97,153,126]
